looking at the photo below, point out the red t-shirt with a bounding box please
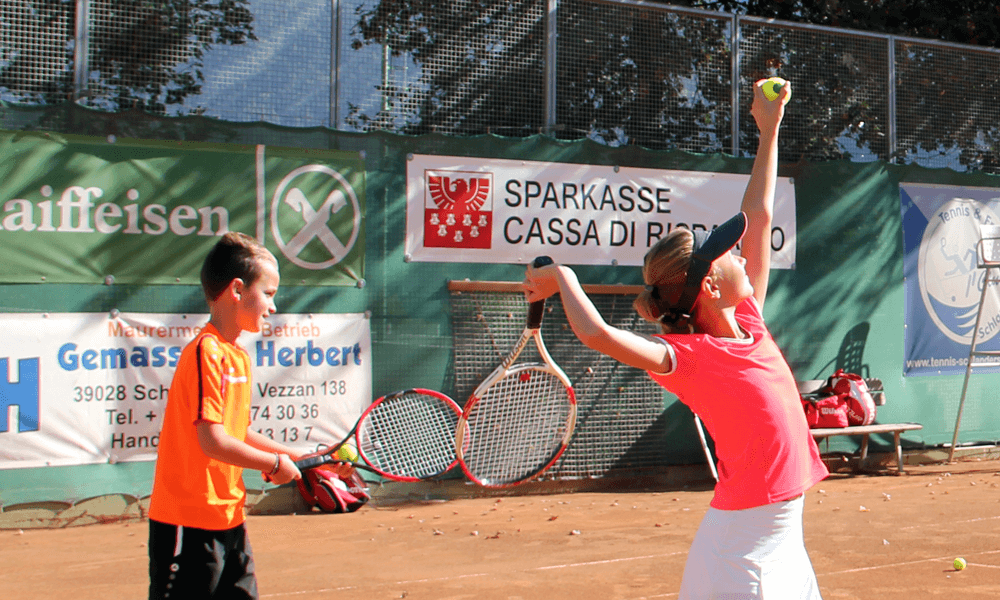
[648,298,828,510]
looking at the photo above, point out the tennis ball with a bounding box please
[335,443,359,463]
[762,77,789,102]
[954,557,967,571]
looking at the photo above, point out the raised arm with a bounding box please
[524,263,672,373]
[741,79,788,310]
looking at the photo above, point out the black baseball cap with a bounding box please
[671,212,748,317]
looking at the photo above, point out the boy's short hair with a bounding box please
[200,232,275,302]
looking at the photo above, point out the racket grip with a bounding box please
[532,256,554,268]
[527,257,554,328]
[295,455,328,470]
[528,299,546,328]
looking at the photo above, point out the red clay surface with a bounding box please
[2,460,999,599]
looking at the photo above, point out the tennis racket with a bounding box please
[295,388,462,481]
[456,256,577,488]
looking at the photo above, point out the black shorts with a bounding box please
[148,519,259,600]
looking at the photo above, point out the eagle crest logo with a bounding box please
[423,172,493,249]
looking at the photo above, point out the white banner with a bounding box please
[405,155,797,268]
[0,312,372,469]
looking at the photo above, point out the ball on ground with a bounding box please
[953,557,967,571]
[762,77,789,102]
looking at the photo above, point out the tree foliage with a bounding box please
[674,0,1000,49]
[345,0,1000,170]
[554,5,733,152]
[345,0,548,135]
[3,0,996,170]
[670,0,1000,168]
[0,0,255,114]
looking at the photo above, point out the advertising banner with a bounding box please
[0,132,365,285]
[405,154,797,268]
[0,312,372,469]
[900,183,1000,376]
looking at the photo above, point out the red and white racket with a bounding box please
[456,256,577,487]
[296,388,462,481]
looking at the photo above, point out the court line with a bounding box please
[263,552,686,597]
[263,572,491,597]
[820,549,1000,576]
[898,514,1000,531]
[533,551,685,571]
[63,556,144,571]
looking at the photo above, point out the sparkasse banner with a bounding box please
[0,312,372,469]
[0,131,365,285]
[405,154,797,267]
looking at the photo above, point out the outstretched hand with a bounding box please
[751,78,789,134]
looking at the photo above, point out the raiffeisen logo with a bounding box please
[918,198,1000,344]
[0,185,228,236]
[270,165,363,270]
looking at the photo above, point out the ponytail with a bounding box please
[633,228,698,334]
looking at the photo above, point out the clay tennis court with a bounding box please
[3,459,998,599]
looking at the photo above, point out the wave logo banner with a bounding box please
[900,183,1000,376]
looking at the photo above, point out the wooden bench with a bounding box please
[799,379,923,473]
[811,422,923,473]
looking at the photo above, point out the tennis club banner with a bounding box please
[0,131,365,286]
[404,154,797,268]
[0,312,372,469]
[900,183,1000,376]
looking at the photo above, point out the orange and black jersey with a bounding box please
[148,323,255,530]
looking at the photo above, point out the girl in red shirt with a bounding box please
[525,80,827,599]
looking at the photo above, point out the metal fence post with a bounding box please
[887,36,897,164]
[731,13,741,157]
[73,0,90,100]
[331,0,341,130]
[545,0,559,134]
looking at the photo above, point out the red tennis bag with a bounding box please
[297,466,370,513]
[829,369,877,426]
[802,395,850,428]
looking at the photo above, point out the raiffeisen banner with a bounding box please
[404,154,796,268]
[0,131,365,285]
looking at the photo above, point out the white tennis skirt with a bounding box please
[678,495,822,600]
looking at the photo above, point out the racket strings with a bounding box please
[358,392,460,479]
[463,367,573,485]
[473,299,511,361]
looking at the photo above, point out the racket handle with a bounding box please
[527,256,554,328]
[295,455,328,470]
[532,256,554,268]
[527,300,546,328]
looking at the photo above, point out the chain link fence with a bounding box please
[3,0,999,170]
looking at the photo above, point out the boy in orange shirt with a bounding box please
[148,232,303,600]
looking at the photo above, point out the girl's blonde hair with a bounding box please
[633,228,716,334]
